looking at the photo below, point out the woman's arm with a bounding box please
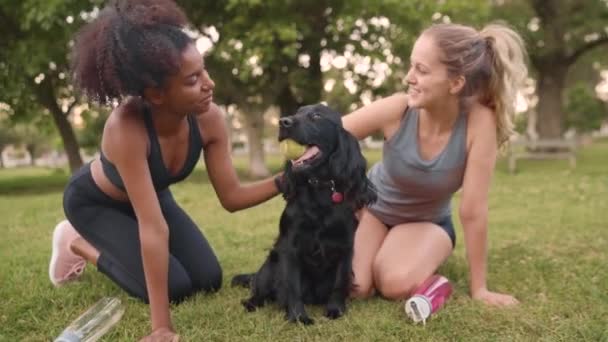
[459,105,518,306]
[342,92,409,140]
[200,104,280,212]
[104,112,173,330]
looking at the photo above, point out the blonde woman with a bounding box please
[343,23,527,306]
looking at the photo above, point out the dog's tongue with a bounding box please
[293,146,320,164]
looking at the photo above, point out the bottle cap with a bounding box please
[405,295,431,325]
[55,331,81,342]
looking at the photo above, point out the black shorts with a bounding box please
[383,215,456,248]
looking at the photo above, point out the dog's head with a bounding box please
[278,103,376,209]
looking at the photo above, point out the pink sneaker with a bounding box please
[49,220,87,286]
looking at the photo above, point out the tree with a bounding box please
[13,122,54,166]
[78,105,109,155]
[491,0,608,139]
[181,0,439,176]
[0,121,17,168]
[326,0,491,113]
[0,0,99,172]
[564,83,607,133]
[183,1,300,177]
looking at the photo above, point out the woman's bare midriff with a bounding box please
[90,158,130,202]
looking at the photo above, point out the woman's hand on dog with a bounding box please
[140,327,180,342]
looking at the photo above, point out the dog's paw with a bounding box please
[287,313,314,325]
[231,274,254,288]
[324,305,345,320]
[241,298,259,312]
[298,316,315,325]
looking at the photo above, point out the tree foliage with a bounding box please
[0,0,101,171]
[1,0,606,174]
[490,0,608,138]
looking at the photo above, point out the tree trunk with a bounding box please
[526,109,539,140]
[278,85,300,118]
[300,11,325,106]
[301,42,323,105]
[33,79,83,173]
[0,147,4,168]
[26,144,35,166]
[536,65,567,139]
[242,111,270,178]
[274,2,325,117]
[49,106,83,172]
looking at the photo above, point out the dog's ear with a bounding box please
[329,128,377,209]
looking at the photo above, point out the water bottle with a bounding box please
[54,297,125,342]
[404,275,453,325]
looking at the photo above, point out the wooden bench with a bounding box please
[506,138,577,173]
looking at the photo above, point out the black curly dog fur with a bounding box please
[231,104,377,324]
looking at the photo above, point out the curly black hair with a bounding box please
[70,0,195,104]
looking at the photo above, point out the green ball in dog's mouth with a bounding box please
[279,139,307,160]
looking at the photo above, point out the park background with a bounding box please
[1,0,607,340]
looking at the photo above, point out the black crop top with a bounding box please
[99,109,203,192]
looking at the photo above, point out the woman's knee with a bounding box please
[373,261,419,300]
[161,264,224,303]
[204,263,223,292]
[168,275,195,303]
[193,262,223,293]
[376,272,418,300]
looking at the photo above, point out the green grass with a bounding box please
[1,142,607,341]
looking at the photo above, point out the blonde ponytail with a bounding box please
[480,24,528,148]
[423,23,528,148]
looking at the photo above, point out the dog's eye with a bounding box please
[310,112,322,120]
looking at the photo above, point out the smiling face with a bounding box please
[156,43,215,115]
[405,34,462,109]
[278,104,343,172]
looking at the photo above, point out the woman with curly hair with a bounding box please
[48,0,280,340]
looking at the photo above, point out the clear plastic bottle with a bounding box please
[404,275,453,325]
[54,297,125,342]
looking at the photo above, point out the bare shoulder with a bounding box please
[106,100,139,126]
[466,102,497,147]
[196,102,224,126]
[195,102,228,146]
[102,99,148,159]
[468,103,497,131]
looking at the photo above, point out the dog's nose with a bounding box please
[279,117,294,128]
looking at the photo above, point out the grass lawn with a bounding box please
[1,141,607,341]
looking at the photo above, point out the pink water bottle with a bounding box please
[404,275,453,325]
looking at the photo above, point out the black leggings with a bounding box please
[63,163,222,303]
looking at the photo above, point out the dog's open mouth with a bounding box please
[291,145,322,168]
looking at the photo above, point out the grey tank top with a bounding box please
[367,107,467,226]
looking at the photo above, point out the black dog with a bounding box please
[232,104,376,324]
